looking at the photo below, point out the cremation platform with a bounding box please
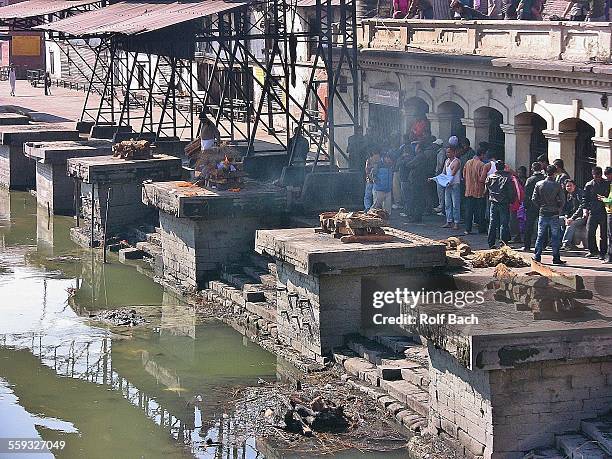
[401,290,612,457]
[68,154,182,245]
[254,227,447,360]
[24,139,112,215]
[0,124,80,190]
[142,179,287,289]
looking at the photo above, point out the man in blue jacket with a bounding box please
[372,153,394,214]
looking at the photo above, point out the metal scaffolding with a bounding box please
[35,0,359,164]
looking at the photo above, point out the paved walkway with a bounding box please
[0,80,87,125]
[2,79,610,278]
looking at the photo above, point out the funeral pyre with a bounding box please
[488,261,592,319]
[186,141,245,190]
[112,139,153,160]
[318,208,393,243]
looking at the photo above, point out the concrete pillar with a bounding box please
[462,117,490,150]
[593,137,612,169]
[426,113,441,140]
[429,113,460,144]
[543,130,578,178]
[500,123,532,169]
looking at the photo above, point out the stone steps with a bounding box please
[555,433,610,458]
[340,336,431,421]
[135,241,161,258]
[581,416,612,455]
[524,447,566,459]
[346,373,427,433]
[526,413,612,458]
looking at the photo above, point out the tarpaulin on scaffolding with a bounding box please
[35,0,248,36]
[0,0,99,20]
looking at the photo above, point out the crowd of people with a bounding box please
[391,0,610,21]
[349,126,612,266]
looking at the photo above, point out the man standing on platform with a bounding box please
[522,162,546,251]
[485,159,516,248]
[533,165,565,265]
[596,167,612,264]
[462,147,486,235]
[583,166,610,260]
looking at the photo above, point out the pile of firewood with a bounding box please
[112,139,153,160]
[490,261,591,319]
[318,208,392,243]
[472,245,528,268]
[283,394,349,436]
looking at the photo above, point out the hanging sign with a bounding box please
[369,87,400,107]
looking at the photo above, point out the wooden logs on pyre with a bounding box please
[318,208,393,243]
[490,262,592,319]
[112,139,153,160]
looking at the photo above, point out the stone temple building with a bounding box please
[334,19,611,187]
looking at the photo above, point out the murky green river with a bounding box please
[0,190,278,458]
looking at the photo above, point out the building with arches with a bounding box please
[334,20,611,187]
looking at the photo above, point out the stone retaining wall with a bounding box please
[160,212,281,289]
[428,344,612,458]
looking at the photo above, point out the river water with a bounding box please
[0,190,278,458]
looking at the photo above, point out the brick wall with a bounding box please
[81,181,156,234]
[489,357,612,456]
[428,344,612,458]
[160,212,280,289]
[275,261,364,361]
[428,343,493,458]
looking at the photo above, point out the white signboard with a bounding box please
[369,87,400,107]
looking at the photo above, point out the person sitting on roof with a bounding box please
[406,0,434,18]
[450,0,490,18]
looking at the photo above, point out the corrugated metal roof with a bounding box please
[36,0,248,36]
[0,0,98,19]
[297,0,340,7]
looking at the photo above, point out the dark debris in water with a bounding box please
[90,309,147,327]
[229,371,410,455]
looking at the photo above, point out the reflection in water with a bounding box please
[0,192,275,459]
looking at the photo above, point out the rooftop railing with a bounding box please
[357,19,612,63]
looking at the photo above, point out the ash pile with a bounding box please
[112,139,153,160]
[318,208,393,243]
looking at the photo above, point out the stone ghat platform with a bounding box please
[24,139,112,215]
[67,154,182,244]
[0,124,80,190]
[398,289,612,457]
[142,180,287,289]
[0,113,30,125]
[254,227,447,360]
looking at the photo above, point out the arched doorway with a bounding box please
[514,112,548,167]
[404,97,430,142]
[437,101,465,142]
[474,107,505,159]
[367,83,401,141]
[559,118,596,188]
